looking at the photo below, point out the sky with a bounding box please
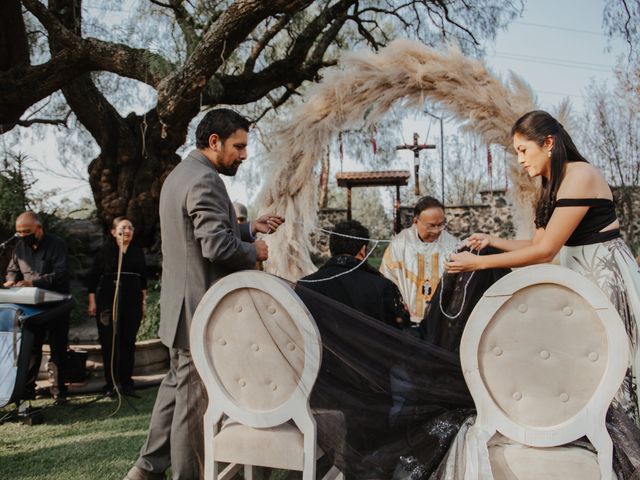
[7,0,629,209]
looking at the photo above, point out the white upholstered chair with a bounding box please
[460,264,629,480]
[190,270,343,480]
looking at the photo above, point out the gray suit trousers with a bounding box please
[135,348,207,479]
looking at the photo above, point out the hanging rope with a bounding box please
[437,248,480,320]
[297,240,382,283]
[107,232,126,417]
[292,221,462,284]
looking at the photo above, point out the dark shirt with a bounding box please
[5,233,70,294]
[87,240,147,307]
[299,255,410,329]
[554,198,621,246]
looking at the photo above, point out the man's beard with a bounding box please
[218,162,241,176]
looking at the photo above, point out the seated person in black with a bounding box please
[3,211,70,403]
[298,219,410,328]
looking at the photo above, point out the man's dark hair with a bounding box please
[195,108,250,148]
[413,196,445,218]
[329,220,370,257]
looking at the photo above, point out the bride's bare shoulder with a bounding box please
[560,162,610,197]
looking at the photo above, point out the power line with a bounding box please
[495,51,614,70]
[492,53,613,73]
[537,90,585,99]
[512,21,605,37]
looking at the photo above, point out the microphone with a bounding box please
[116,229,125,249]
[0,233,19,250]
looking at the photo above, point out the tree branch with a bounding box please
[155,0,316,131]
[150,0,200,55]
[22,0,174,86]
[201,1,352,109]
[0,50,88,128]
[251,87,299,123]
[243,14,292,75]
[16,110,71,127]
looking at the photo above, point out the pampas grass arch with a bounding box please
[259,39,566,280]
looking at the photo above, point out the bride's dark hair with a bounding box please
[511,110,588,228]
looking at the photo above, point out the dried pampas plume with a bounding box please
[259,39,540,280]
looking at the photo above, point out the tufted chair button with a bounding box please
[251,343,259,352]
[560,393,569,402]
[270,382,278,391]
[287,343,296,351]
[512,392,522,401]
[238,379,246,387]
[588,352,599,362]
[235,305,243,313]
[268,306,277,314]
[218,338,227,346]
[493,347,503,356]
[517,304,528,313]
[563,306,573,316]
[540,350,550,360]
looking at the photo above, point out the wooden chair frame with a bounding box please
[460,264,629,480]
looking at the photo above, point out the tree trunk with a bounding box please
[87,110,184,247]
[0,0,29,131]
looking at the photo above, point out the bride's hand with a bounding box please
[465,233,491,251]
[445,251,483,273]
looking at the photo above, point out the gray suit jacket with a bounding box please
[158,149,256,349]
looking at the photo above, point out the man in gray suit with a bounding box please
[125,109,284,480]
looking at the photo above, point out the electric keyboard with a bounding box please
[0,287,71,305]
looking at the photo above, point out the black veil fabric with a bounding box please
[292,250,509,479]
[294,284,473,479]
[291,247,640,479]
[420,247,512,352]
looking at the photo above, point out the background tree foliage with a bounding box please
[0,0,522,245]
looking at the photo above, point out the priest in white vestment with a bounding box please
[380,196,459,322]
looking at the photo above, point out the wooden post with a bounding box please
[395,185,402,233]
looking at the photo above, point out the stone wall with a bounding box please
[439,189,515,240]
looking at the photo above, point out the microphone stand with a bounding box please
[0,234,19,252]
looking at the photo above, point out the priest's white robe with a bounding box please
[380,226,459,322]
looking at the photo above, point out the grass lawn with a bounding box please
[0,387,159,480]
[0,388,295,480]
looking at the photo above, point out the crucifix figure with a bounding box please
[396,133,436,196]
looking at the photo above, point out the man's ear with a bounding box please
[208,133,221,150]
[356,244,367,259]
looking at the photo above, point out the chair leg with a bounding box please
[204,418,216,480]
[320,465,344,480]
[589,431,614,480]
[243,465,255,480]
[302,437,317,480]
[218,464,242,480]
[204,409,224,480]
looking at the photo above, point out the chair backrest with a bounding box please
[460,264,629,447]
[190,271,322,429]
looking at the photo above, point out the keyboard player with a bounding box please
[3,211,70,404]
